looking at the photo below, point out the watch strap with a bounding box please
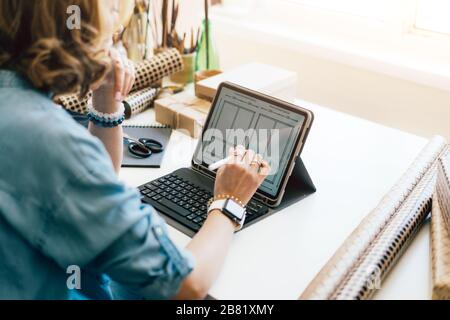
[208,199,246,231]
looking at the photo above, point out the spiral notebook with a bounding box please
[122,124,172,168]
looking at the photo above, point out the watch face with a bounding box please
[225,200,245,220]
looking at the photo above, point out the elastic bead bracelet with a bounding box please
[207,194,246,208]
[88,104,125,122]
[88,104,126,128]
[88,113,125,128]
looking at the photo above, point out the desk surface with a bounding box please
[120,99,431,300]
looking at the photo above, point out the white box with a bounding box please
[195,62,298,103]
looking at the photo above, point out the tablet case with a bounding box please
[122,125,172,168]
[300,136,448,300]
[272,157,316,213]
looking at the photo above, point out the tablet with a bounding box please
[193,82,314,207]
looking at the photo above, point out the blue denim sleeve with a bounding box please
[37,116,195,299]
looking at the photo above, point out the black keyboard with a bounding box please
[139,173,269,234]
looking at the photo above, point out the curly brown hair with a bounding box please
[0,0,110,98]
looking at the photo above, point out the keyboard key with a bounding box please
[158,198,192,217]
[193,217,203,224]
[187,214,196,220]
[152,195,162,201]
[145,184,158,191]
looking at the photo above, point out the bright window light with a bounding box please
[285,0,391,20]
[415,0,450,35]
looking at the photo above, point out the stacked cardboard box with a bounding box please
[155,92,211,138]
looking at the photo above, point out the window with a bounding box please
[415,0,450,35]
[221,0,450,38]
[215,0,450,91]
[285,0,391,20]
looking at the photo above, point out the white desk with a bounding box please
[120,99,432,300]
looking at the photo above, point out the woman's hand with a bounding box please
[89,44,135,173]
[92,46,135,113]
[177,146,271,299]
[214,146,271,206]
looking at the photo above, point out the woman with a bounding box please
[0,0,269,300]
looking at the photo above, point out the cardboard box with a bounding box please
[155,92,211,138]
[195,62,297,102]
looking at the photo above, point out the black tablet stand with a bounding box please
[272,157,316,213]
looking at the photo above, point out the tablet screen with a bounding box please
[194,85,306,198]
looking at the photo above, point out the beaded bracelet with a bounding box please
[207,194,246,208]
[88,113,125,128]
[88,104,125,121]
[88,104,125,128]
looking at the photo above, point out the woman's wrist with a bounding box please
[206,210,238,232]
[92,85,122,114]
[209,194,246,208]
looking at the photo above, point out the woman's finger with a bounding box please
[122,62,132,98]
[249,154,263,173]
[110,50,125,101]
[119,55,129,97]
[229,145,245,164]
[258,160,271,177]
[242,149,256,168]
[124,60,135,96]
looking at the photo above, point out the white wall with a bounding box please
[213,24,450,140]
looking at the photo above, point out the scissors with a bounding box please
[123,134,164,159]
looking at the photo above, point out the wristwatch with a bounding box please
[208,199,247,231]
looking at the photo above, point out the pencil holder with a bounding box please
[170,53,196,85]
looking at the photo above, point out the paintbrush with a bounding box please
[205,0,210,69]
[190,27,195,53]
[161,0,168,47]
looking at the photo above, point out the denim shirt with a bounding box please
[0,70,194,300]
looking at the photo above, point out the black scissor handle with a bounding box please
[139,138,164,154]
[128,142,152,159]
